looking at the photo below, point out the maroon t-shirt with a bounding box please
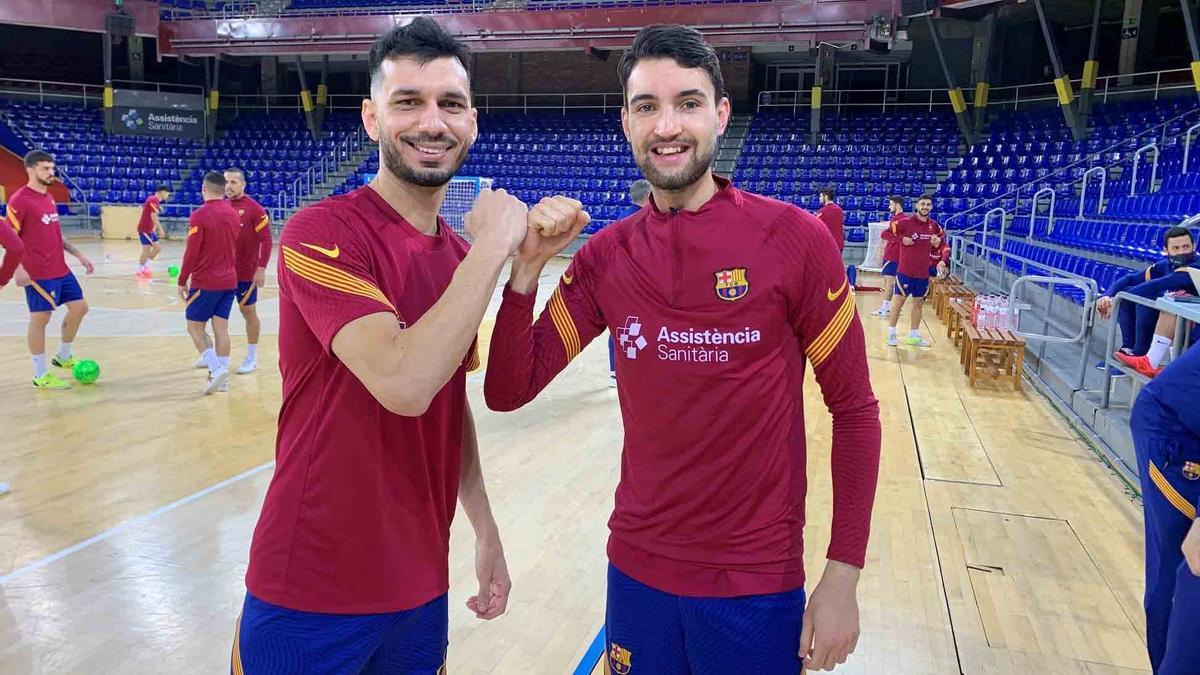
[816,202,845,252]
[137,195,160,234]
[7,186,67,280]
[179,199,238,291]
[229,195,272,282]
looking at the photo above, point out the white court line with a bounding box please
[0,460,276,585]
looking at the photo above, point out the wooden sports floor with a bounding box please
[0,238,1149,674]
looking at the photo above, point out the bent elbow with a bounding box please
[378,388,433,418]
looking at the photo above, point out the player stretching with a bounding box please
[872,195,906,317]
[886,194,941,347]
[486,25,881,673]
[136,185,170,279]
[224,168,272,375]
[9,150,94,390]
[178,171,239,395]
[236,18,518,672]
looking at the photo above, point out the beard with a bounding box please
[635,133,716,191]
[36,175,55,187]
[379,126,469,189]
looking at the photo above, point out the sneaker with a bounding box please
[905,336,932,348]
[608,372,617,388]
[236,358,257,375]
[1114,352,1163,378]
[0,482,9,496]
[51,355,77,369]
[204,369,229,395]
[871,307,890,317]
[194,356,208,369]
[218,378,230,393]
[886,334,899,347]
[135,268,152,280]
[33,372,71,390]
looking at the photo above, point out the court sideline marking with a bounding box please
[0,460,275,585]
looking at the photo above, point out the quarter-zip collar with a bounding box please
[643,175,744,224]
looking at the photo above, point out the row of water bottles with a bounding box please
[971,294,1012,331]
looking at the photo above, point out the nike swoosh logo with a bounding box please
[562,274,574,285]
[827,279,848,302]
[301,243,340,259]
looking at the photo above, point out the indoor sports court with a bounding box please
[1,0,1199,673]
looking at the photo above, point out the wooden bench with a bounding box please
[937,285,976,323]
[962,325,1026,390]
[947,299,972,349]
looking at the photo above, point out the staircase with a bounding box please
[714,114,751,176]
[290,141,376,217]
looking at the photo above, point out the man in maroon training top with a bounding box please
[872,195,906,317]
[485,25,881,673]
[178,171,239,395]
[886,194,942,348]
[816,186,845,254]
[224,167,272,375]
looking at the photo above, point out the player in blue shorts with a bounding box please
[178,172,240,395]
[887,195,942,347]
[8,150,94,390]
[1130,341,1200,674]
[136,186,170,279]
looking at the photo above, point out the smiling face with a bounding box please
[362,55,477,189]
[915,197,933,218]
[621,57,730,192]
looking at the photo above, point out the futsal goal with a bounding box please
[858,221,891,272]
[442,176,494,238]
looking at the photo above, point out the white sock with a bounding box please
[1148,335,1172,368]
[888,327,897,338]
[32,354,47,378]
[202,348,220,372]
[57,342,72,361]
[219,356,230,371]
[246,344,258,360]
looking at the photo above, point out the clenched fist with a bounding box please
[466,188,529,256]
[519,196,591,264]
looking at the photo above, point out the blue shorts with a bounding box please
[881,260,898,277]
[928,265,940,278]
[25,272,84,313]
[605,564,806,674]
[895,273,930,299]
[185,288,236,322]
[139,231,159,246]
[236,280,258,307]
[233,592,448,675]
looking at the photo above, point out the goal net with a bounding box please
[442,176,493,238]
[858,221,891,272]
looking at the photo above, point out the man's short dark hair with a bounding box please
[1163,226,1194,246]
[156,185,171,193]
[203,171,226,193]
[224,167,244,178]
[24,150,53,168]
[819,187,836,201]
[917,193,934,203]
[888,195,904,207]
[618,25,725,106]
[369,17,471,94]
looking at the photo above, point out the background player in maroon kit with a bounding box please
[816,186,845,254]
[135,185,170,279]
[485,25,881,673]
[871,195,906,317]
[178,171,240,395]
[886,194,941,348]
[223,167,272,375]
[9,149,94,390]
[235,19,523,672]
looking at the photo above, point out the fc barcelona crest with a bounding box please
[608,642,632,674]
[714,267,750,302]
[1183,461,1200,481]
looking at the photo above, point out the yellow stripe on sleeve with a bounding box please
[255,215,270,232]
[6,207,20,233]
[807,290,856,367]
[187,226,198,237]
[547,287,581,361]
[281,245,397,316]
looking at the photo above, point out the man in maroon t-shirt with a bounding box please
[179,171,239,395]
[871,195,906,317]
[816,186,845,254]
[886,194,943,347]
[223,167,272,375]
[484,26,880,673]
[135,185,170,279]
[235,18,525,672]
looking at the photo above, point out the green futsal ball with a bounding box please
[73,359,100,384]
[168,265,180,278]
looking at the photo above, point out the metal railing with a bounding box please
[1,110,92,227]
[1029,187,1056,238]
[1099,292,1165,408]
[161,0,766,20]
[1079,166,1107,218]
[1129,143,1159,196]
[273,126,366,216]
[1183,122,1200,174]
[757,88,960,114]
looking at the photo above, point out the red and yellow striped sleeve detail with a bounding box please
[6,207,20,233]
[1149,460,1197,520]
[255,215,270,232]
[547,286,581,362]
[281,245,397,316]
[806,281,856,368]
